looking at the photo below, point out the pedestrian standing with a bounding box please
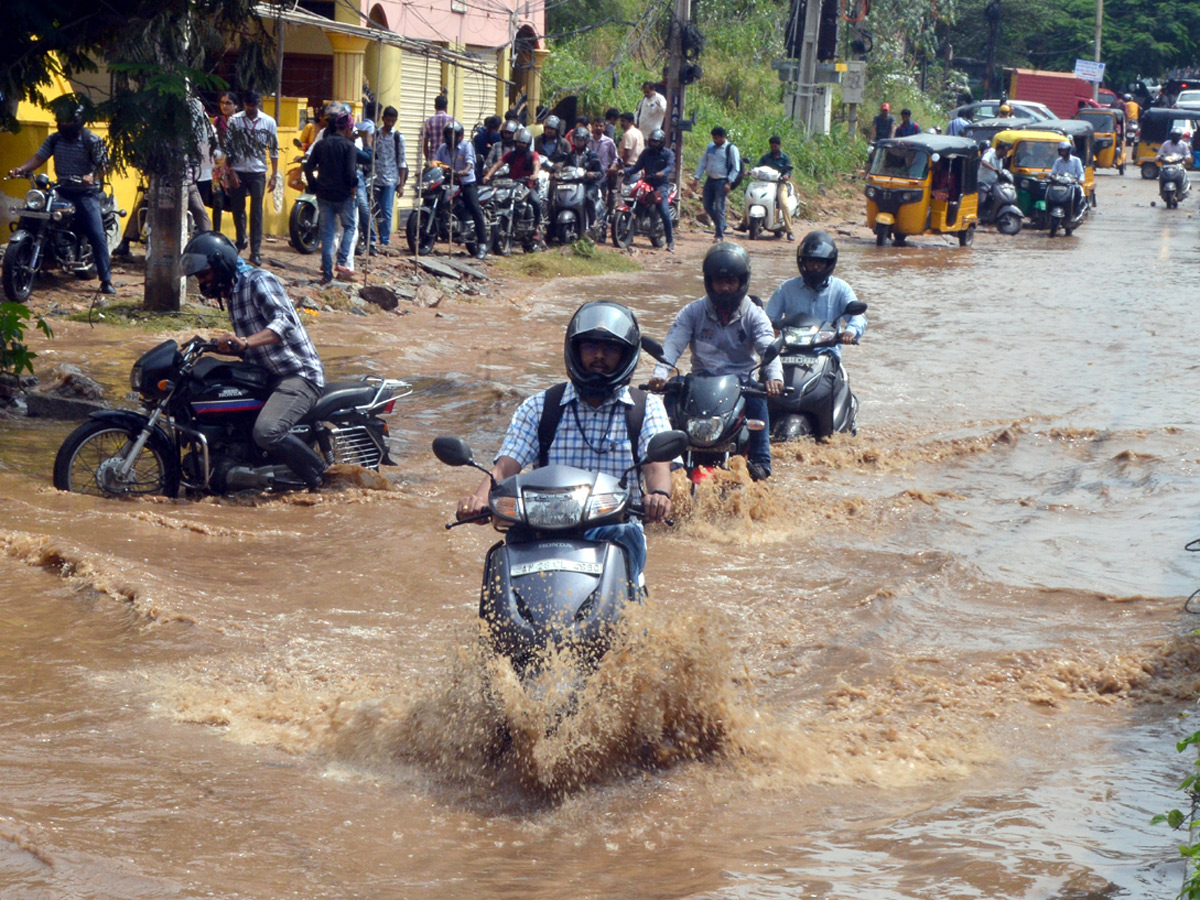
[589,115,619,212]
[225,89,279,266]
[635,81,667,135]
[895,108,921,137]
[691,126,741,242]
[422,95,455,165]
[372,105,408,247]
[872,102,896,140]
[304,110,358,285]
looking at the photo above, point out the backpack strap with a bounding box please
[624,387,647,468]
[537,382,569,468]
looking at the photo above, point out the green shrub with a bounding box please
[0,302,52,378]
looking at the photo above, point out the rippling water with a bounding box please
[1,172,1198,899]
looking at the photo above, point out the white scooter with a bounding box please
[742,166,800,240]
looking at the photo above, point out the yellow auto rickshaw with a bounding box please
[1076,107,1127,174]
[865,134,981,247]
[1133,108,1200,179]
[994,128,1069,230]
[1017,119,1098,207]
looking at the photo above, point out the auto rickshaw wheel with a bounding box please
[1118,163,1126,176]
[892,233,906,247]
[874,223,889,247]
[1048,219,1059,238]
[957,225,975,247]
[1141,162,1159,180]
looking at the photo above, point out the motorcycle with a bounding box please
[767,301,867,442]
[2,174,124,303]
[742,166,800,240]
[549,165,607,245]
[405,162,495,256]
[978,169,1023,235]
[610,177,678,249]
[487,165,541,255]
[52,335,412,498]
[431,429,687,679]
[641,337,783,482]
[1045,174,1088,237]
[1158,153,1190,209]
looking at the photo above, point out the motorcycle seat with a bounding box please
[304,380,378,420]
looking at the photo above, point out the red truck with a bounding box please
[1007,68,1119,119]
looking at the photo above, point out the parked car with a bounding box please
[1174,89,1200,111]
[956,100,1052,123]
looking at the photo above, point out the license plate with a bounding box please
[510,559,603,577]
[19,211,51,219]
[780,355,815,366]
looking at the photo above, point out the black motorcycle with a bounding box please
[2,174,124,302]
[1158,153,1190,209]
[405,163,494,256]
[767,301,867,442]
[978,169,1023,235]
[52,336,412,498]
[432,430,686,679]
[487,165,541,255]
[641,337,783,483]
[1045,173,1087,237]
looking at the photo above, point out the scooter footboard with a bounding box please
[480,537,636,670]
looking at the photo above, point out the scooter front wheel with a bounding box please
[1048,219,1059,237]
[288,201,319,254]
[996,212,1021,235]
[748,217,763,241]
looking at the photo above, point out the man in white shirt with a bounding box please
[225,89,279,266]
[635,82,667,135]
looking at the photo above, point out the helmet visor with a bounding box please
[180,253,211,278]
[567,302,638,346]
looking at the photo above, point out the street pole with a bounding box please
[1093,0,1102,102]
[665,0,690,195]
[792,0,822,132]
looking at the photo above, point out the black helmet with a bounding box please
[570,126,590,149]
[564,300,641,400]
[543,114,562,137]
[443,121,464,146]
[797,230,838,290]
[648,128,666,148]
[181,232,240,299]
[702,241,751,313]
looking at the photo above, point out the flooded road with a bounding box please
[3,170,1200,899]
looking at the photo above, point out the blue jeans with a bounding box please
[703,177,729,239]
[651,186,674,245]
[372,183,396,244]
[586,521,647,579]
[356,180,374,249]
[59,189,111,283]
[317,197,357,281]
[742,391,772,475]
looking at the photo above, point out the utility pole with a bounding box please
[664,0,691,194]
[794,0,822,131]
[1093,0,1103,102]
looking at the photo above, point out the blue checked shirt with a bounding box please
[496,383,672,504]
[228,261,324,387]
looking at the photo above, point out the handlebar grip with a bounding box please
[445,511,492,530]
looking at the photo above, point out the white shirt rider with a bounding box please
[1049,152,1084,183]
[1158,137,1191,161]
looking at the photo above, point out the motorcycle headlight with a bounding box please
[686,416,724,446]
[520,486,589,529]
[130,363,143,393]
[25,190,46,211]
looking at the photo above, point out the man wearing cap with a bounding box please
[872,103,896,141]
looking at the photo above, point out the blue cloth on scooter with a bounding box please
[585,522,646,579]
[765,276,867,359]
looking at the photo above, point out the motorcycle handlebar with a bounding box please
[445,511,491,530]
[629,503,674,527]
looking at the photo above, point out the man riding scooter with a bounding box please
[1049,140,1086,221]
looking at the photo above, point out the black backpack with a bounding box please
[725,142,747,188]
[536,382,647,469]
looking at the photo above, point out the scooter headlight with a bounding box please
[783,325,817,346]
[686,416,724,446]
[520,486,589,529]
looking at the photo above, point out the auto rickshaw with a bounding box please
[1133,108,1200,179]
[964,117,1027,146]
[864,134,980,247]
[994,128,1068,229]
[1020,119,1099,207]
[1076,107,1127,174]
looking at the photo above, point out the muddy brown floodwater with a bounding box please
[2,173,1200,900]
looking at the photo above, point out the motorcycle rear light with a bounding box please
[379,399,396,415]
[746,419,766,431]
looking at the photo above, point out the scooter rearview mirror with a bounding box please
[432,436,475,467]
[293,138,303,149]
[644,429,688,463]
[844,300,868,317]
[640,336,667,362]
[759,334,785,369]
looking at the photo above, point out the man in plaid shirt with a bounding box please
[180,232,329,491]
[457,301,674,576]
[422,95,456,165]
